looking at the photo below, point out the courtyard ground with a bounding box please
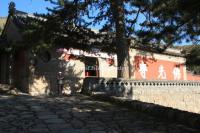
[0,94,199,133]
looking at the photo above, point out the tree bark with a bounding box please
[109,0,130,78]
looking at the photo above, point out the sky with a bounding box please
[0,0,54,16]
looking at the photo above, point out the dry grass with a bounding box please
[0,17,7,33]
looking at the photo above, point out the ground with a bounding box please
[0,94,199,133]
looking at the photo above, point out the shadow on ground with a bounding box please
[0,94,199,133]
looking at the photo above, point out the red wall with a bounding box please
[187,72,200,81]
[133,56,185,80]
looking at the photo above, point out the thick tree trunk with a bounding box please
[116,38,130,78]
[109,0,130,78]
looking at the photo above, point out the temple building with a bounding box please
[0,5,199,95]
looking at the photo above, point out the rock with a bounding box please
[0,84,22,95]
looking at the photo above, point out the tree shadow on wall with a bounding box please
[134,52,157,71]
[28,57,84,96]
[28,68,52,96]
[61,61,83,95]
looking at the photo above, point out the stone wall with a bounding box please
[28,48,85,96]
[83,77,200,113]
[0,53,9,84]
[129,48,187,80]
[28,48,119,96]
[98,58,117,78]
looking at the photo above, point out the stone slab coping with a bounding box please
[84,77,200,87]
[88,93,200,130]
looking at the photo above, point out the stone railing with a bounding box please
[83,77,200,97]
[83,77,200,113]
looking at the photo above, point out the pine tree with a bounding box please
[9,0,200,77]
[136,0,200,49]
[182,45,200,74]
[24,0,145,78]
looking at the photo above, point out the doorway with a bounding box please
[85,57,99,77]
